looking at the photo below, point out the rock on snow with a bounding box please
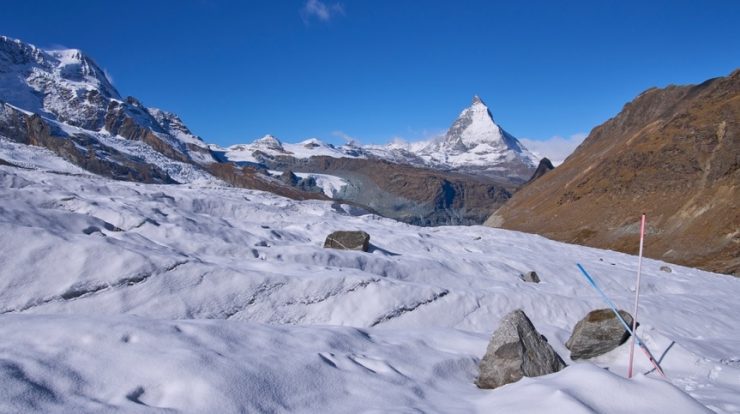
[477,309,566,389]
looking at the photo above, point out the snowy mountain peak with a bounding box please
[0,36,121,127]
[444,95,503,148]
[300,138,329,148]
[254,134,285,151]
[412,96,538,181]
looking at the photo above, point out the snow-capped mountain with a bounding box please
[214,135,353,164]
[417,96,538,179]
[0,35,213,166]
[0,35,521,225]
[219,96,538,182]
[0,36,119,129]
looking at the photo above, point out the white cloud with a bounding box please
[331,130,359,146]
[520,133,588,166]
[328,128,445,151]
[301,0,344,24]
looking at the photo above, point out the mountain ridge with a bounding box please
[486,69,739,275]
[218,96,538,183]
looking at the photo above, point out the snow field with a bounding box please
[0,147,738,412]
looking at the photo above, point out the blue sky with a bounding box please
[1,0,739,155]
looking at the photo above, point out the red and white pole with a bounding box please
[628,213,646,378]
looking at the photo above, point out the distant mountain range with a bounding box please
[214,95,538,183]
[0,35,535,225]
[487,69,739,275]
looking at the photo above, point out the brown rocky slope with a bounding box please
[486,70,739,275]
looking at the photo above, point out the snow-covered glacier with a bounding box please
[0,138,738,413]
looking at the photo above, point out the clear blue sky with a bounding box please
[1,0,738,147]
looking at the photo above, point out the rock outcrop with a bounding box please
[477,309,566,389]
[527,157,554,183]
[323,231,371,252]
[566,309,634,360]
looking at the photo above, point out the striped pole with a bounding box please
[628,214,646,378]
[576,263,667,378]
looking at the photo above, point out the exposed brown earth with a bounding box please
[205,163,329,202]
[486,70,739,276]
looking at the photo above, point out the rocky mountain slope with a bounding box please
[486,70,739,275]
[262,155,514,225]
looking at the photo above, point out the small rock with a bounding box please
[520,271,540,283]
[476,309,566,389]
[660,265,672,273]
[82,226,101,235]
[323,231,370,252]
[566,309,634,360]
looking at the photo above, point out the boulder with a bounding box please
[660,265,672,273]
[520,271,540,283]
[566,309,634,360]
[323,231,370,252]
[477,309,566,389]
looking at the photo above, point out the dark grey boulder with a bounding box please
[323,231,370,252]
[566,309,634,360]
[477,309,566,389]
[660,265,672,273]
[520,271,540,283]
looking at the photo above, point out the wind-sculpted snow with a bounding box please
[0,316,713,414]
[0,148,739,412]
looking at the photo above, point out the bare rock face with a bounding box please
[323,231,370,252]
[527,157,554,183]
[566,309,634,360]
[476,309,566,389]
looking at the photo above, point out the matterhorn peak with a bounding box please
[414,95,538,181]
[442,95,507,149]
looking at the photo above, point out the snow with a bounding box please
[51,122,219,185]
[146,108,210,151]
[1,144,739,413]
[0,136,89,175]
[0,317,712,414]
